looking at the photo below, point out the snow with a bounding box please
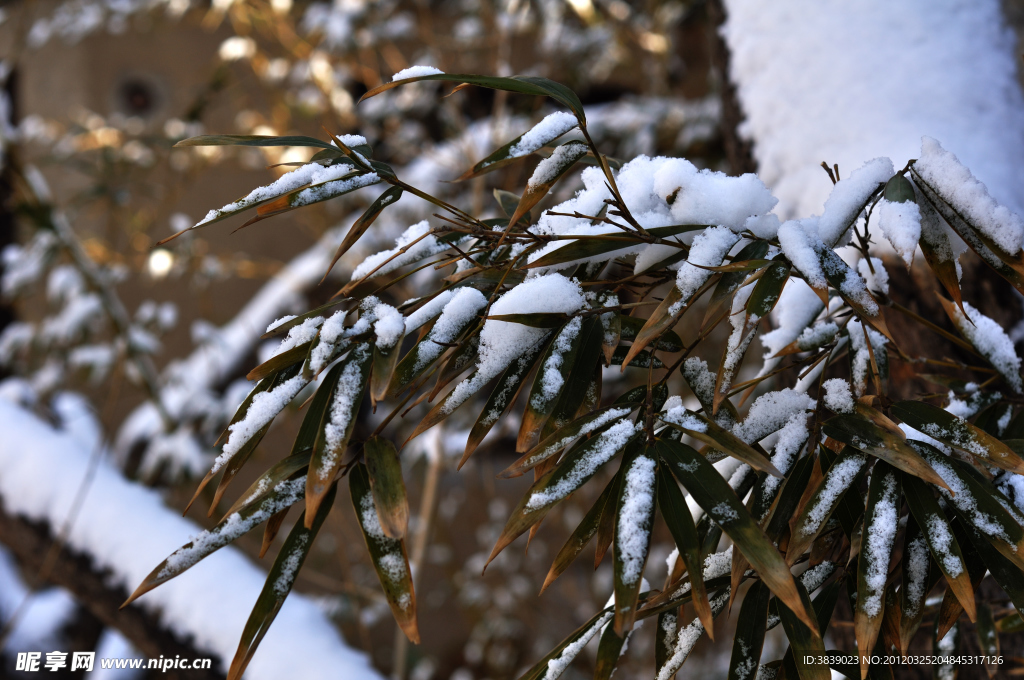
[800,453,867,537]
[519,408,633,470]
[616,454,656,585]
[525,420,640,510]
[272,316,324,357]
[903,532,929,618]
[509,112,579,158]
[403,290,454,334]
[800,561,836,594]
[817,158,894,247]
[291,172,380,209]
[947,301,1023,393]
[358,493,407,583]
[350,221,449,281]
[861,469,899,617]
[673,226,740,307]
[719,284,757,395]
[211,373,307,475]
[319,344,371,478]
[777,219,826,289]
[720,1,1024,221]
[651,158,777,230]
[391,65,444,80]
[528,143,589,189]
[413,287,486,372]
[656,591,730,680]
[797,321,839,351]
[660,404,707,433]
[760,279,824,361]
[915,137,1024,255]
[444,274,585,413]
[848,320,887,396]
[542,610,613,680]
[532,317,582,411]
[878,199,922,268]
[823,378,855,414]
[371,303,404,350]
[998,473,1024,514]
[924,514,962,577]
[0,398,380,679]
[857,257,889,296]
[919,191,968,279]
[733,388,815,444]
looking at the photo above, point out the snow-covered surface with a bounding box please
[877,198,922,268]
[722,0,1024,219]
[948,301,1023,393]
[350,221,449,281]
[0,398,381,680]
[823,378,855,414]
[860,469,899,617]
[616,454,656,586]
[509,112,578,158]
[674,226,740,307]
[391,65,444,81]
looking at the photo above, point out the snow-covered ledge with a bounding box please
[721,0,1024,216]
[0,398,382,680]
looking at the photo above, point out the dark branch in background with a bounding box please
[0,507,225,680]
[706,0,757,175]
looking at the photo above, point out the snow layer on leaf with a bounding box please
[778,219,826,288]
[526,420,639,510]
[320,344,370,477]
[413,287,486,372]
[823,378,855,413]
[403,290,454,334]
[903,533,929,618]
[878,199,922,268]
[351,221,448,281]
[674,226,740,306]
[445,274,585,413]
[817,157,893,247]
[918,192,968,279]
[652,158,778,230]
[528,143,589,188]
[212,374,307,474]
[998,473,1024,514]
[656,591,730,680]
[509,112,579,158]
[273,316,325,357]
[660,405,706,433]
[797,321,839,351]
[732,388,814,444]
[848,320,887,396]
[392,65,444,80]
[532,317,582,410]
[290,173,379,209]
[542,611,613,680]
[950,301,1022,393]
[371,303,403,350]
[861,470,899,617]
[801,454,866,537]
[857,257,889,295]
[924,514,962,577]
[915,137,1024,255]
[617,454,656,585]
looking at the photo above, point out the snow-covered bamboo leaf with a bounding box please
[763,452,817,540]
[542,473,618,593]
[594,464,621,569]
[608,346,663,368]
[223,450,312,519]
[364,435,409,539]
[918,198,966,314]
[899,515,937,654]
[124,475,307,606]
[655,589,731,680]
[902,474,976,621]
[619,314,683,352]
[891,400,1024,474]
[462,344,546,469]
[306,343,372,524]
[612,445,657,634]
[362,72,586,124]
[500,404,637,479]
[854,463,902,674]
[777,579,830,680]
[659,438,818,633]
[705,240,771,324]
[350,463,419,643]
[325,186,404,280]
[518,317,586,451]
[727,580,770,680]
[820,413,948,488]
[815,246,893,342]
[655,608,680,672]
[526,224,701,271]
[486,420,642,567]
[244,170,382,228]
[508,141,590,229]
[246,342,310,382]
[455,112,582,182]
[658,458,713,636]
[371,335,404,404]
[226,483,336,680]
[429,328,480,398]
[747,260,791,320]
[261,299,347,339]
[660,408,782,478]
[538,316,605,441]
[958,520,1024,624]
[516,607,614,680]
[935,296,1023,393]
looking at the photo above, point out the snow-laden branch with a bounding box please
[0,397,382,680]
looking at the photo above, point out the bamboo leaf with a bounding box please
[788,449,868,560]
[958,520,1024,624]
[246,343,310,382]
[350,463,419,643]
[890,400,1024,474]
[526,224,702,271]
[542,474,618,592]
[619,314,683,352]
[324,186,403,280]
[821,413,948,488]
[516,607,614,680]
[661,410,782,478]
[518,317,586,452]
[226,484,336,680]
[659,438,818,633]
[364,435,409,539]
[539,316,605,441]
[306,343,372,524]
[778,579,831,680]
[898,515,938,654]
[508,141,590,229]
[727,580,770,680]
[612,445,657,634]
[705,241,771,324]
[593,622,628,680]
[243,171,382,228]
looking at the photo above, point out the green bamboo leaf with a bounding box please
[124,474,307,606]
[175,134,338,149]
[361,73,586,122]
[659,438,818,633]
[462,343,546,469]
[539,316,605,441]
[655,588,731,679]
[226,484,336,680]
[542,473,618,592]
[660,409,782,478]
[364,435,409,539]
[759,453,816,538]
[898,514,938,654]
[958,520,1024,624]
[854,463,902,673]
[655,608,680,672]
[609,346,663,368]
[815,245,893,342]
[390,304,481,399]
[526,224,702,271]
[518,317,587,452]
[324,186,403,280]
[516,606,614,680]
[891,400,1024,474]
[593,623,628,680]
[500,404,638,479]
[306,343,372,524]
[705,240,771,324]
[619,314,683,352]
[350,463,419,643]
[246,342,310,382]
[657,456,713,635]
[485,312,570,328]
[883,173,916,204]
[902,474,976,621]
[778,579,831,680]
[918,196,966,314]
[508,141,590,229]
[241,170,381,228]
[821,412,948,488]
[727,580,771,680]
[788,449,869,560]
[486,421,642,567]
[612,445,657,634]
[223,450,312,519]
